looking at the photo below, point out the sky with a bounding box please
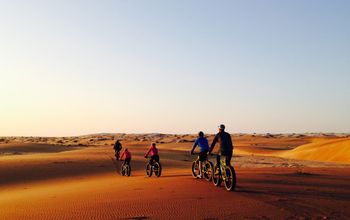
[0,0,349,136]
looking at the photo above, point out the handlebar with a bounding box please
[190,152,218,156]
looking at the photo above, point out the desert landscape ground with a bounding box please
[1,133,350,219]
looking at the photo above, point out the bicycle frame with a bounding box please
[219,157,229,181]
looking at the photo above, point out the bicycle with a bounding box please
[191,153,214,181]
[211,154,236,191]
[145,157,162,177]
[120,160,131,176]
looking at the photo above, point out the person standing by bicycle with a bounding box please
[120,148,131,166]
[113,140,122,160]
[209,124,234,169]
[190,131,210,178]
[144,143,159,164]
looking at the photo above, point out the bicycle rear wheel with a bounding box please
[191,160,200,178]
[126,165,131,176]
[203,161,213,182]
[154,162,162,177]
[224,166,236,191]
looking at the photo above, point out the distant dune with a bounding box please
[280,138,350,164]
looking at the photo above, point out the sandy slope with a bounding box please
[1,135,350,219]
[3,168,350,220]
[280,138,350,164]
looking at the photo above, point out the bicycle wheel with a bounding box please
[126,165,131,176]
[224,166,236,191]
[120,165,125,176]
[212,164,221,187]
[146,163,152,177]
[203,161,213,182]
[154,162,162,177]
[191,160,200,178]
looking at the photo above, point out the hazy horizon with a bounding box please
[1,1,349,136]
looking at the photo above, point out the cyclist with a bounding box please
[113,140,122,160]
[209,124,233,170]
[190,131,210,178]
[120,148,132,167]
[144,143,159,165]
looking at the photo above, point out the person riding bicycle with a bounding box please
[190,131,210,178]
[120,148,131,166]
[209,124,233,170]
[144,143,159,165]
[113,140,122,160]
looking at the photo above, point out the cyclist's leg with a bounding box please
[154,155,160,162]
[225,150,233,167]
[149,156,155,165]
[216,154,221,167]
[199,151,207,177]
[125,158,131,166]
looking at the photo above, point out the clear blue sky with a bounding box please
[0,1,349,136]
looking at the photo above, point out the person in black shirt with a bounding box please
[209,124,234,168]
[113,140,122,160]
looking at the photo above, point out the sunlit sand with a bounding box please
[1,133,349,219]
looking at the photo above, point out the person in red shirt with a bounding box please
[120,148,132,166]
[144,143,159,165]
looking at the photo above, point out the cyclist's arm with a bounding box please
[190,140,198,154]
[120,151,125,159]
[228,134,233,149]
[209,134,218,153]
[144,148,151,157]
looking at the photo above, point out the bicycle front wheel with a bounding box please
[120,165,125,176]
[146,163,152,177]
[212,164,221,187]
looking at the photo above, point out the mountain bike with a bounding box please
[212,154,236,191]
[120,160,131,176]
[191,153,214,181]
[145,156,162,177]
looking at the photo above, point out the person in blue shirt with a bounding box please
[190,131,210,178]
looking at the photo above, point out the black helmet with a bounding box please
[219,124,225,130]
[198,131,204,137]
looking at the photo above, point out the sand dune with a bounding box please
[1,134,350,219]
[280,138,350,164]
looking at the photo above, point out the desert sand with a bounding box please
[1,134,350,219]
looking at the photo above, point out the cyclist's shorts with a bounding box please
[199,151,208,162]
[150,155,160,162]
[124,158,131,165]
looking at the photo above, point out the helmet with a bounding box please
[152,142,156,147]
[198,131,204,137]
[219,124,225,130]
